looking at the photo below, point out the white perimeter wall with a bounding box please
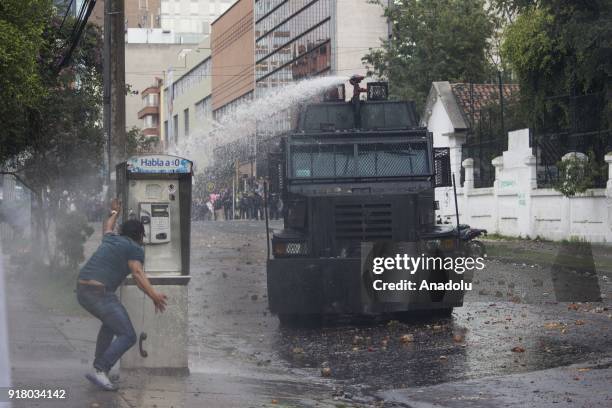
[436,128,612,243]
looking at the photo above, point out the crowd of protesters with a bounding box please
[192,185,283,222]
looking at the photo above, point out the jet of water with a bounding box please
[172,75,348,171]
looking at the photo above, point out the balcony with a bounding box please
[141,86,160,97]
[138,106,159,119]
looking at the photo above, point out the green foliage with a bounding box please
[1,7,106,260]
[17,17,106,203]
[363,0,495,110]
[501,1,612,131]
[0,0,51,161]
[553,152,603,197]
[55,210,94,269]
[127,127,159,155]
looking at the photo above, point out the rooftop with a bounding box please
[450,83,520,125]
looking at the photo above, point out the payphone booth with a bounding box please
[116,154,192,374]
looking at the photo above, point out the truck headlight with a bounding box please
[272,241,309,257]
[424,238,455,253]
[425,239,441,253]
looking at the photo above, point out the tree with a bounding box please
[1,11,106,264]
[501,0,612,131]
[127,127,160,155]
[0,0,51,162]
[363,0,495,110]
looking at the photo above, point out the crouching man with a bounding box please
[76,198,167,391]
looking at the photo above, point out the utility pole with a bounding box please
[104,0,126,195]
[103,0,111,189]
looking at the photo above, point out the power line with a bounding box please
[56,0,97,72]
[125,66,377,79]
[57,0,76,35]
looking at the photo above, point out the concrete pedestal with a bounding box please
[120,282,188,374]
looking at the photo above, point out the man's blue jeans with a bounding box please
[77,284,137,372]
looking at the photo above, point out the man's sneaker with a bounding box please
[85,369,118,391]
[108,371,120,382]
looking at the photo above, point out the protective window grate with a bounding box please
[290,141,429,178]
[285,242,309,255]
[334,203,393,241]
[357,143,428,177]
[433,147,452,187]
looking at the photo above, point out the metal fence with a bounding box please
[461,89,610,189]
[460,104,509,188]
[531,91,611,189]
[532,129,612,188]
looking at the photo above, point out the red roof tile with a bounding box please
[450,83,519,125]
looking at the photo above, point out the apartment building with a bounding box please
[161,40,213,150]
[254,0,388,95]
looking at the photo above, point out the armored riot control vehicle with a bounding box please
[265,77,468,324]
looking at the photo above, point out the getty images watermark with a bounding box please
[367,253,486,292]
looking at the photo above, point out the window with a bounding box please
[184,108,189,137]
[144,93,158,107]
[289,142,430,178]
[173,114,179,144]
[163,120,169,141]
[357,143,429,177]
[143,115,158,129]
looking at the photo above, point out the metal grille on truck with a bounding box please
[334,203,393,241]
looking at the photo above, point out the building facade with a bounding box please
[209,0,256,184]
[126,1,238,133]
[254,0,388,95]
[161,42,213,150]
[211,0,255,115]
[138,78,163,141]
[160,0,236,38]
[126,43,189,131]
[68,0,161,28]
[247,0,389,175]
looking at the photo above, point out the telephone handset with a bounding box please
[139,203,171,244]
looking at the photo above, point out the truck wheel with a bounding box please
[278,313,297,327]
[434,307,453,317]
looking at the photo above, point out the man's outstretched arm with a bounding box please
[128,260,168,313]
[103,198,121,234]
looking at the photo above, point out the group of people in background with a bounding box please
[192,189,283,222]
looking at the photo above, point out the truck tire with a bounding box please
[433,307,453,317]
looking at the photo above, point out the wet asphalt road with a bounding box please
[5,219,611,407]
[187,220,612,405]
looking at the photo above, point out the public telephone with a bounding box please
[117,154,192,372]
[139,203,171,244]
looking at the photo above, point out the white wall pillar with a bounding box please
[461,158,474,226]
[605,153,612,191]
[462,158,474,192]
[492,156,503,234]
[605,153,612,242]
[522,155,538,238]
